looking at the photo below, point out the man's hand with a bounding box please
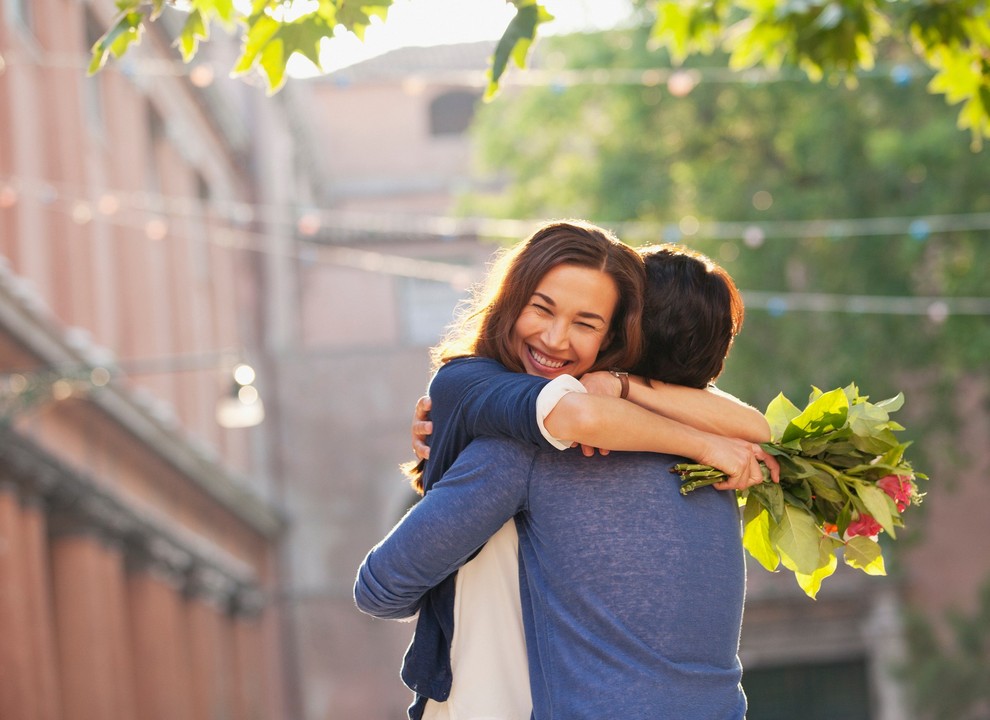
[700,435,780,492]
[412,395,432,461]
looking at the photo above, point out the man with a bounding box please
[356,246,761,719]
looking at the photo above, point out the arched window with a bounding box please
[428,90,480,136]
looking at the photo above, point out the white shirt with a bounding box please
[421,375,584,720]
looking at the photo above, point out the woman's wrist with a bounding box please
[609,369,629,399]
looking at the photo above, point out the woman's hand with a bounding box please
[574,371,626,456]
[411,395,432,461]
[699,435,780,491]
[580,370,625,399]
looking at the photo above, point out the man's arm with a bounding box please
[355,438,530,619]
[582,371,770,442]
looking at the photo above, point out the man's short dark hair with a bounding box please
[631,244,744,388]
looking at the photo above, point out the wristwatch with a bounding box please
[609,369,630,400]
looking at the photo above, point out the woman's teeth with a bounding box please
[530,348,565,369]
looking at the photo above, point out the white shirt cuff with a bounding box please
[536,375,587,450]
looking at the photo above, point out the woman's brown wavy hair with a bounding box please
[404,220,647,492]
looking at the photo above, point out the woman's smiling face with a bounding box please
[510,263,619,380]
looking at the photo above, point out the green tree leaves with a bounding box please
[649,0,990,145]
[485,0,554,100]
[87,1,990,141]
[87,10,144,75]
[88,0,389,93]
[231,10,333,93]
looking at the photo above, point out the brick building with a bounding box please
[0,1,310,717]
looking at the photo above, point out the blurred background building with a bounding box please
[0,1,296,718]
[3,2,990,720]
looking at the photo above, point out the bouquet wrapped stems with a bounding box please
[675,384,925,599]
[676,459,774,494]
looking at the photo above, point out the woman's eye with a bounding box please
[532,303,551,314]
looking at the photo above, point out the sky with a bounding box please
[316,0,633,71]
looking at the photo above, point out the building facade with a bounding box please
[0,1,304,717]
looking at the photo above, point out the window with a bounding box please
[428,90,480,136]
[7,0,34,33]
[146,103,166,194]
[744,658,872,720]
[398,276,469,347]
[82,11,106,137]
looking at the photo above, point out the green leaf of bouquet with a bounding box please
[843,535,887,576]
[748,480,784,524]
[807,470,844,503]
[855,482,897,537]
[875,392,905,413]
[781,387,849,444]
[877,443,909,468]
[771,505,822,575]
[776,454,811,476]
[820,437,859,455]
[836,501,853,537]
[795,546,838,599]
[742,498,779,572]
[764,392,801,442]
[849,429,900,455]
[848,400,890,425]
[783,483,812,508]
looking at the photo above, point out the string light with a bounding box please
[3,182,986,317]
[188,63,216,88]
[0,46,935,90]
[0,184,17,208]
[6,173,990,246]
[2,115,988,316]
[743,291,990,318]
[0,355,265,425]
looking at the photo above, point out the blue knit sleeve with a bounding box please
[429,358,552,447]
[354,438,533,619]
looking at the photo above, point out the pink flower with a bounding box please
[846,514,883,538]
[878,474,913,511]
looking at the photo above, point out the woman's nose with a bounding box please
[542,320,568,350]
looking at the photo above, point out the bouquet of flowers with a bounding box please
[675,384,926,598]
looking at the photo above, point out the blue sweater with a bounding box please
[400,358,555,715]
[355,436,747,719]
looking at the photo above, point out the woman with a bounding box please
[390,222,774,719]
